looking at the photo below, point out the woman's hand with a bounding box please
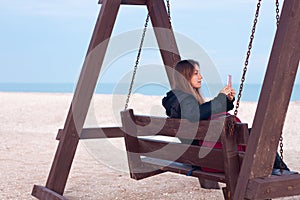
[220,86,236,101]
[228,88,236,101]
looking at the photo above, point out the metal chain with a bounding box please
[275,0,284,173]
[233,0,262,117]
[124,13,150,110]
[167,0,171,23]
[229,0,262,136]
[276,0,280,26]
[279,135,284,172]
[124,0,173,110]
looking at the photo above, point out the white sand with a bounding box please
[0,92,299,200]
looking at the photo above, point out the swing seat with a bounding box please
[121,109,249,193]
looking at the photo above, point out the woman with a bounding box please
[162,59,236,189]
[162,59,235,123]
[162,59,293,182]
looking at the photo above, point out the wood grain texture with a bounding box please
[234,0,300,199]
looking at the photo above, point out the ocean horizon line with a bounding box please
[0,82,299,102]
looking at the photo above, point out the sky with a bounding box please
[0,0,299,86]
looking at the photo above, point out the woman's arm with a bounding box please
[201,93,234,117]
[180,93,234,122]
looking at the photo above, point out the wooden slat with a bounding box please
[56,117,248,143]
[135,115,249,143]
[56,127,124,140]
[138,138,224,171]
[44,0,122,195]
[136,119,213,140]
[135,115,221,140]
[245,174,300,199]
[99,0,146,5]
[142,157,226,182]
[234,0,300,199]
[81,127,124,139]
[32,185,67,200]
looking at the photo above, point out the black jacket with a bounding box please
[162,90,234,122]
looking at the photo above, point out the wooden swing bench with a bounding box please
[121,109,249,196]
[121,109,300,199]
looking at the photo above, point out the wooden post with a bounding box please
[35,0,122,197]
[233,0,300,199]
[32,0,181,199]
[221,118,241,199]
[146,0,181,88]
[121,109,144,179]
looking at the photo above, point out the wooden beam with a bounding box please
[40,0,122,196]
[134,115,248,144]
[142,157,226,182]
[32,185,67,200]
[56,127,124,140]
[45,111,80,195]
[233,0,300,199]
[221,128,240,198]
[146,0,181,88]
[98,0,146,5]
[245,174,300,199]
[138,138,225,171]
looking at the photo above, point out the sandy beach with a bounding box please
[0,92,299,200]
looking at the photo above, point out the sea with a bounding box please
[0,82,299,102]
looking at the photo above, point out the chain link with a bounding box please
[276,0,280,26]
[167,0,171,23]
[279,135,284,173]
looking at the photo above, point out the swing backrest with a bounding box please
[121,109,249,184]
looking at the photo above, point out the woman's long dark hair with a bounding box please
[173,59,205,104]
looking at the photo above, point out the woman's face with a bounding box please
[190,64,202,89]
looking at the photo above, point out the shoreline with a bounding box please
[3,91,300,102]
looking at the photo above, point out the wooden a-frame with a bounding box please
[32,0,300,199]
